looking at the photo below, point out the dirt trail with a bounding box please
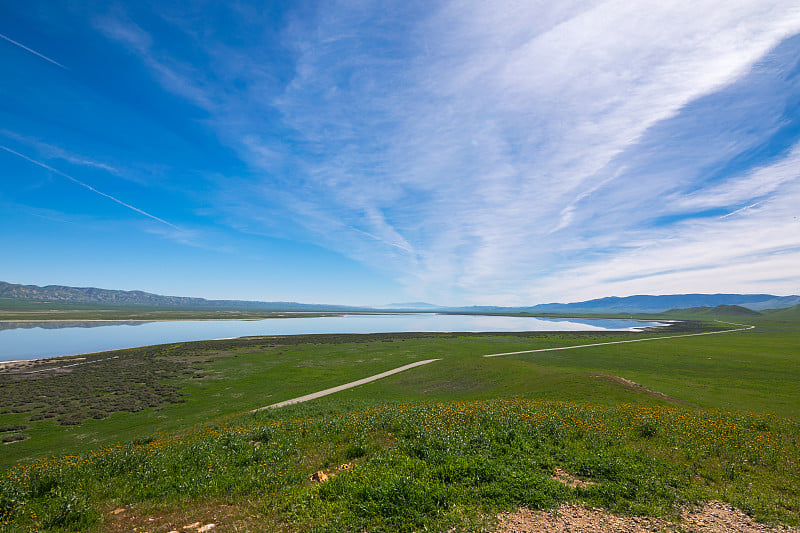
[252,358,441,411]
[483,320,754,358]
[593,373,698,406]
[253,321,755,410]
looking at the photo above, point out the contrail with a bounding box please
[0,32,67,70]
[1,145,180,230]
[720,201,762,219]
[350,226,414,253]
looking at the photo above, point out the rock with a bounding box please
[310,470,329,483]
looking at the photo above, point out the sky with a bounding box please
[2,1,800,306]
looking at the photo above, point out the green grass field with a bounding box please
[0,314,798,531]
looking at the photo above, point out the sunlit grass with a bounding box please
[2,399,798,531]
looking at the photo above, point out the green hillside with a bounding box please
[762,304,800,320]
[659,304,762,319]
[0,316,798,531]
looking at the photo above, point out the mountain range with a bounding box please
[385,294,800,313]
[520,293,800,313]
[0,281,368,312]
[1,281,798,314]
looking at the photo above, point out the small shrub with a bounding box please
[28,473,59,498]
[0,424,28,433]
[251,427,272,443]
[344,443,367,460]
[42,492,97,531]
[58,413,87,426]
[0,480,24,519]
[636,421,658,438]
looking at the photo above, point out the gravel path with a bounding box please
[483,320,754,358]
[251,358,441,411]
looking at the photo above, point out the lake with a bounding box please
[0,313,665,361]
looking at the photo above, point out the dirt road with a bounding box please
[482,321,754,358]
[252,358,441,411]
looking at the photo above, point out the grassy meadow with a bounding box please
[0,314,798,531]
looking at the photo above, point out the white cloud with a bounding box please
[524,148,800,301]
[327,0,800,302]
[677,143,800,211]
[94,14,217,110]
[94,1,800,304]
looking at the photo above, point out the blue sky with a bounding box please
[2,1,800,306]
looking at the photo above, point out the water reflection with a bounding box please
[0,321,150,332]
[0,314,665,361]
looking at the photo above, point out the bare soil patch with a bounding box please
[551,467,597,488]
[103,501,265,533]
[495,502,799,533]
[593,373,698,406]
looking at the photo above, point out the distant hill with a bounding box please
[379,302,443,310]
[3,281,798,316]
[436,294,798,314]
[0,281,368,312]
[520,294,799,314]
[660,304,762,318]
[762,304,800,320]
[744,295,800,310]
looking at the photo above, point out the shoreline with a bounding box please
[0,317,672,367]
[0,334,253,371]
[0,314,345,323]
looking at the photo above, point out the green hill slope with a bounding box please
[660,304,762,319]
[1,398,798,531]
[762,304,800,321]
[1,321,799,531]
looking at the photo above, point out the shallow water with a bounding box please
[0,313,664,361]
